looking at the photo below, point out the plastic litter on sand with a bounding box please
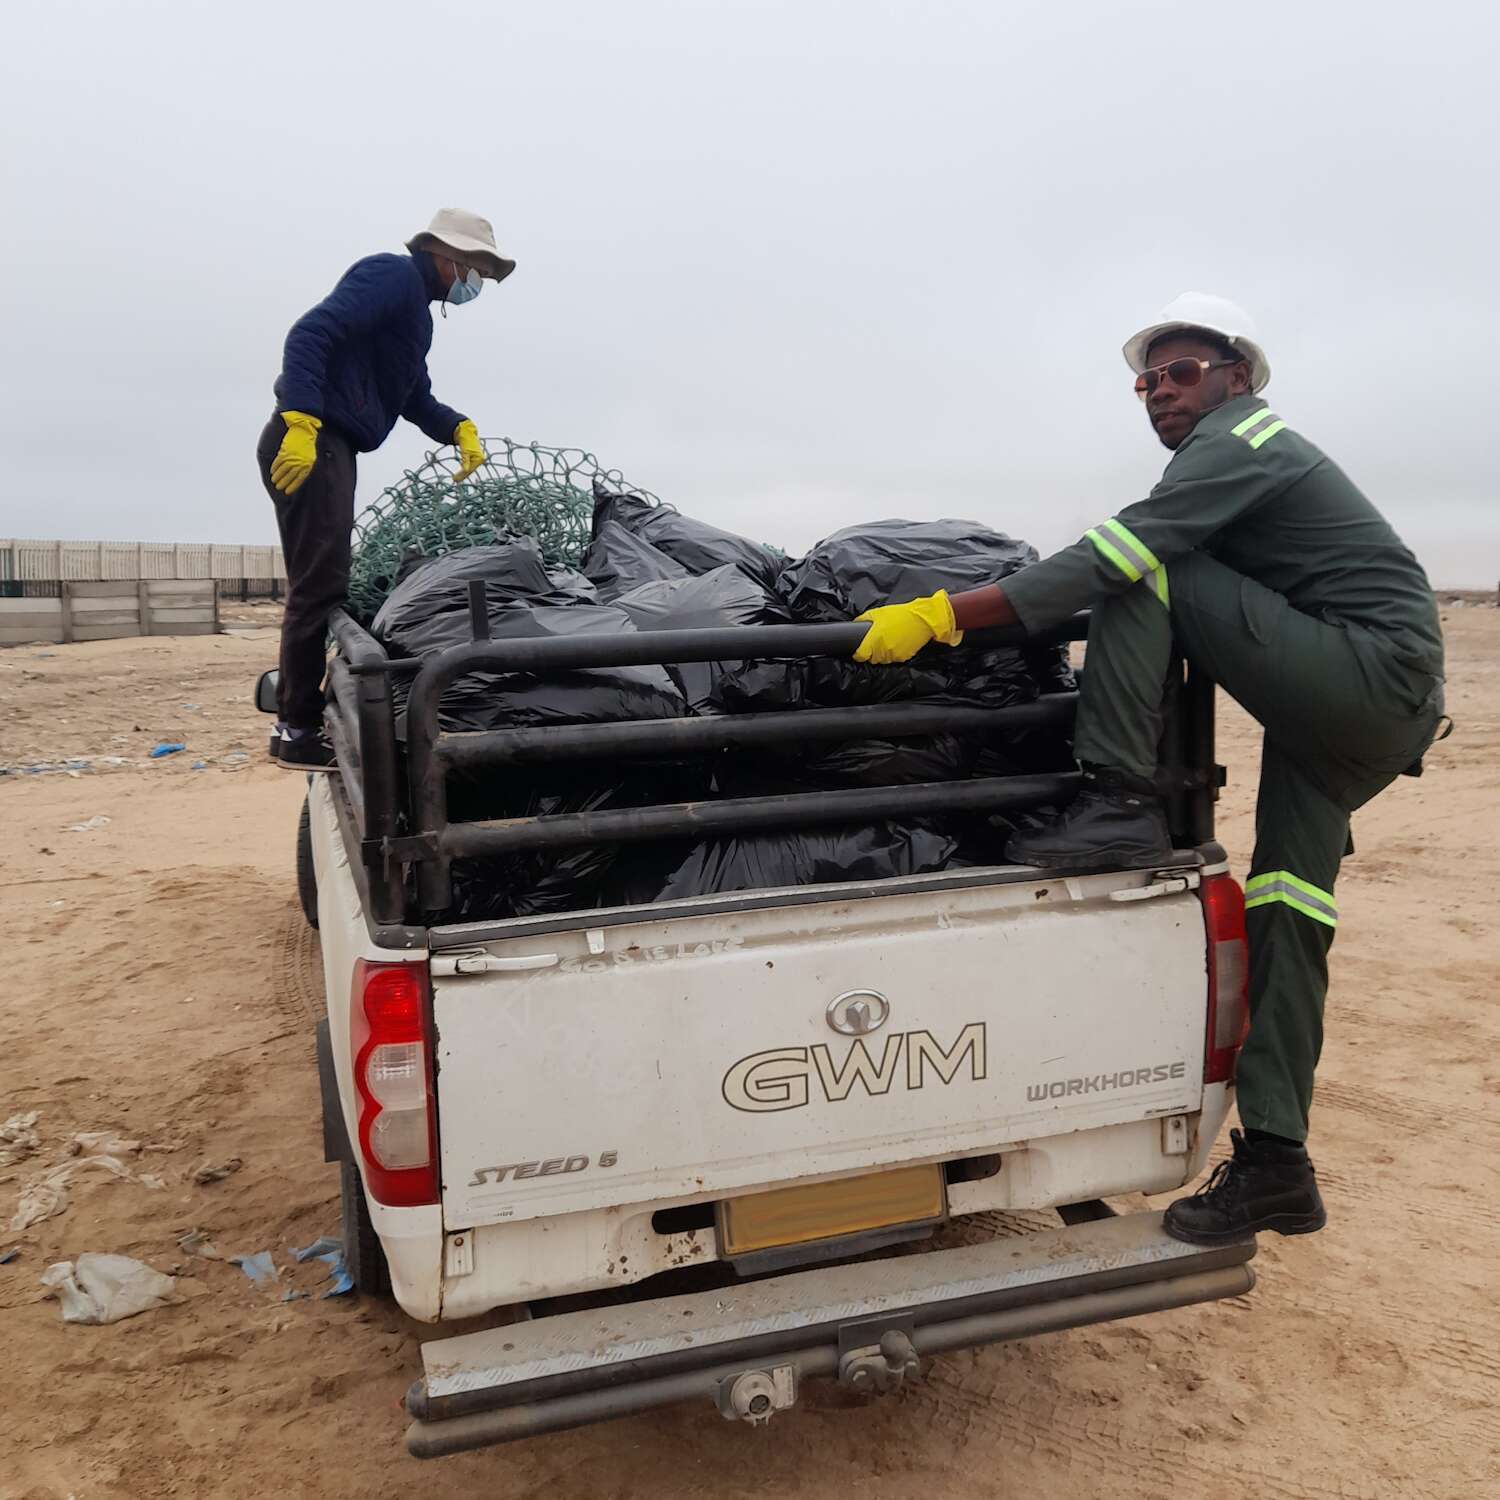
[292,1235,353,1298]
[10,1132,160,1232]
[291,1236,342,1262]
[40,1253,177,1324]
[192,1157,243,1185]
[0,1111,41,1167]
[230,1250,278,1285]
[148,743,186,759]
[177,1228,226,1261]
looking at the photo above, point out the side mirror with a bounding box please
[254,670,279,715]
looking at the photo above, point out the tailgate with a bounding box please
[431,867,1207,1229]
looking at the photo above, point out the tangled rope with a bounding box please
[347,439,660,619]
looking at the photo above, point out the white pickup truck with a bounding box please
[264,604,1254,1458]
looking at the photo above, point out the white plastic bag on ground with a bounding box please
[40,1253,177,1324]
[0,1111,41,1167]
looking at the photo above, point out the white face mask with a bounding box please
[446,263,482,305]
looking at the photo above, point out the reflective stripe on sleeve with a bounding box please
[1100,517,1163,574]
[1230,407,1287,450]
[1086,517,1162,583]
[1085,527,1141,583]
[1230,407,1275,437]
[1244,870,1338,927]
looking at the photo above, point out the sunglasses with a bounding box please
[1134,358,1239,400]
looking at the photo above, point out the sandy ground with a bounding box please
[2,600,1496,1500]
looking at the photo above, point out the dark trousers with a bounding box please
[1074,552,1442,1141]
[255,416,356,729]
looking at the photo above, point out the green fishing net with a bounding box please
[346,439,659,619]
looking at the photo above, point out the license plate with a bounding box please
[717,1163,947,1258]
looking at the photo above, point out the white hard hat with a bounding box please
[407,208,516,283]
[1122,292,1270,393]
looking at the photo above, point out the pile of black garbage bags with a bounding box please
[371,486,1075,920]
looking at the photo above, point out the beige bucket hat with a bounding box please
[407,208,516,283]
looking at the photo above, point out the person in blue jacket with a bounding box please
[257,208,514,769]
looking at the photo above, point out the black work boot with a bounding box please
[1163,1128,1327,1245]
[1003,767,1172,870]
[277,727,338,772]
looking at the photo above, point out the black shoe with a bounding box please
[1163,1128,1327,1245]
[268,724,284,761]
[277,729,338,772]
[1003,768,1172,870]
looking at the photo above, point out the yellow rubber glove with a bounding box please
[853,590,964,664]
[454,419,487,479]
[269,411,321,496]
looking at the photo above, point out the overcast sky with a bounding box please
[2,0,1496,583]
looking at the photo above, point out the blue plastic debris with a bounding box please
[230,1251,277,1285]
[313,1248,353,1298]
[191,760,207,770]
[319,1254,354,1299]
[0,1247,19,1265]
[291,1236,342,1263]
[149,743,186,759]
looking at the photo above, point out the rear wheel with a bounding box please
[340,1158,391,1297]
[296,796,319,930]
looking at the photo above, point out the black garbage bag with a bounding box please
[593,482,783,591]
[613,565,791,714]
[716,733,976,797]
[711,518,1075,782]
[372,539,594,641]
[1025,642,1078,696]
[613,564,785,634]
[445,774,709,921]
[650,821,960,900]
[713,648,1041,714]
[777,517,1039,622]
[581,521,690,602]
[383,599,687,738]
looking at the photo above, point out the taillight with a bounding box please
[352,960,438,1206]
[1201,873,1249,1085]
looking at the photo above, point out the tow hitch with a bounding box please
[839,1327,921,1395]
[715,1322,920,1426]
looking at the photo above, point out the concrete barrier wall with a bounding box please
[0,579,219,645]
[0,539,285,584]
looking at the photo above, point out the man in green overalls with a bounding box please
[852,293,1445,1244]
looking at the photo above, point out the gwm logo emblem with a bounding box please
[722,1024,987,1113]
[826,989,890,1036]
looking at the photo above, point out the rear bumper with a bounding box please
[405,1209,1254,1457]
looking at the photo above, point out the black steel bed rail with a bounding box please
[400,613,1089,913]
[438,695,1079,769]
[390,772,1086,868]
[325,600,1217,922]
[326,609,407,924]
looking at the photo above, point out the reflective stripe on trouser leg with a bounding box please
[1244,870,1338,928]
[1234,743,1349,1143]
